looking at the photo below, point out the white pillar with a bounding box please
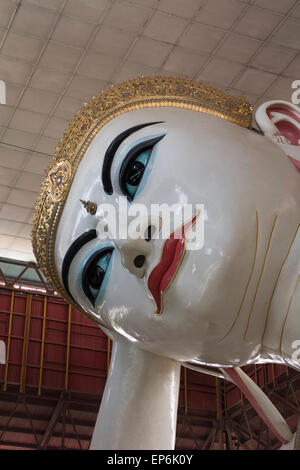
[90,339,181,450]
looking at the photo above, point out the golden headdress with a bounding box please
[32,76,252,318]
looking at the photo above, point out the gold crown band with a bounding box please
[32,76,252,321]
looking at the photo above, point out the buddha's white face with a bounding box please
[55,107,300,367]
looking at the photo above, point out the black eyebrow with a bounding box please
[102,122,163,195]
[62,229,97,301]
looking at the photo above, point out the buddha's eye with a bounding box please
[82,247,114,306]
[119,134,165,201]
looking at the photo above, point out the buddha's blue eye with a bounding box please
[124,150,151,199]
[119,135,165,201]
[82,248,113,306]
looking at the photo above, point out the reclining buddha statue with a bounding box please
[32,77,300,449]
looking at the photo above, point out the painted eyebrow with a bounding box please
[62,229,97,301]
[101,121,163,195]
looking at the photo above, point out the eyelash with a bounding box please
[82,247,114,306]
[119,135,165,201]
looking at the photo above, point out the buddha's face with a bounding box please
[55,107,300,366]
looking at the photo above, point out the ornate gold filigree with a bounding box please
[49,161,71,202]
[31,76,253,320]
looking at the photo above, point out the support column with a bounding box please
[90,339,181,450]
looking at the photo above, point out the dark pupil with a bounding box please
[87,264,105,290]
[125,160,145,186]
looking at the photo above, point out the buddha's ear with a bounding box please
[255,100,300,146]
[255,100,300,171]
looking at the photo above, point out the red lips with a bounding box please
[148,214,199,314]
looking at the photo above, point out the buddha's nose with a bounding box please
[115,237,151,278]
[96,215,161,278]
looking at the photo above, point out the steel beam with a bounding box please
[40,392,66,449]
